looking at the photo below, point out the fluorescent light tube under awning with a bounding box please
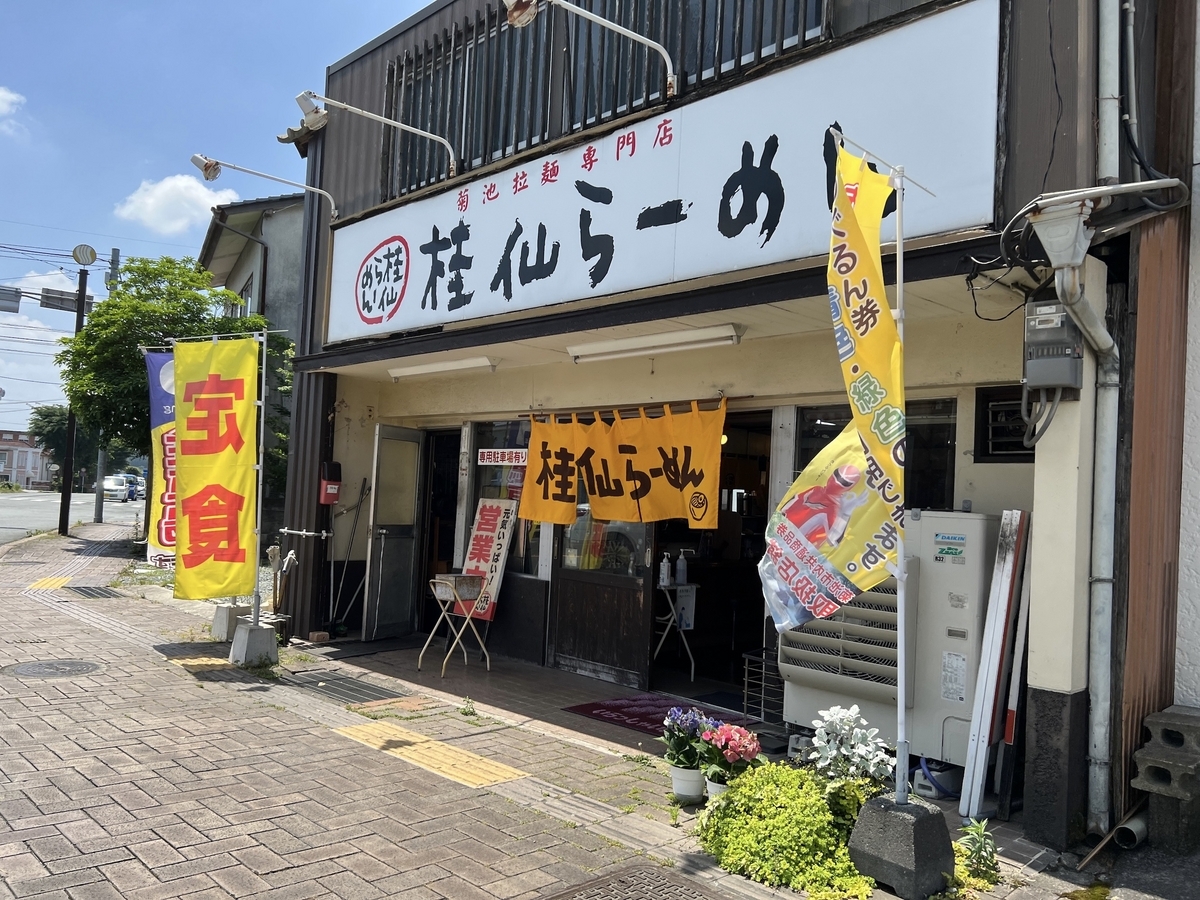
[388,356,498,380]
[566,324,742,363]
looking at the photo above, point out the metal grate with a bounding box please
[541,865,727,900]
[382,0,826,200]
[777,578,900,701]
[743,647,784,725]
[67,587,123,599]
[279,670,408,705]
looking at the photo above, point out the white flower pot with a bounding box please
[705,777,729,797]
[669,765,704,803]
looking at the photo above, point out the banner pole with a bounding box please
[894,166,909,805]
[252,332,268,628]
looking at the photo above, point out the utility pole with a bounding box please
[93,249,119,524]
[57,246,94,536]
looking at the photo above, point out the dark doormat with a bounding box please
[279,670,408,705]
[564,693,751,737]
[542,865,726,900]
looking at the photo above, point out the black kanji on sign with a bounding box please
[519,223,560,286]
[446,219,474,312]
[490,219,524,301]
[618,444,651,501]
[419,225,452,310]
[577,447,625,498]
[717,135,785,246]
[575,180,614,288]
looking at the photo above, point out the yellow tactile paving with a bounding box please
[335,720,527,788]
[28,577,71,590]
[169,656,234,671]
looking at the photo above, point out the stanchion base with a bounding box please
[229,623,278,668]
[848,795,954,900]
[211,604,251,642]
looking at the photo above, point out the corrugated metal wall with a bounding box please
[1117,211,1188,817]
[1113,0,1194,820]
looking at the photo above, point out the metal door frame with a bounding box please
[363,423,426,640]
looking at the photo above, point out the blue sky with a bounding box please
[0,0,424,431]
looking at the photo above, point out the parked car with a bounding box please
[135,476,146,500]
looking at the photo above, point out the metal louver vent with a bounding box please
[777,579,900,704]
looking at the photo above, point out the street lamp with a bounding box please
[190,154,339,220]
[503,0,677,98]
[295,91,458,178]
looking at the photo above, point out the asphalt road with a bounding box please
[0,491,144,545]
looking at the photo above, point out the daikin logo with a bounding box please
[934,533,967,544]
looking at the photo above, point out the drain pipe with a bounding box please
[1027,202,1118,836]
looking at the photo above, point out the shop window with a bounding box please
[474,421,542,576]
[795,399,957,511]
[973,386,1034,463]
[562,487,648,578]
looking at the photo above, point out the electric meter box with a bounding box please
[1024,300,1084,390]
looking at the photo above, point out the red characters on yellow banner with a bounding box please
[518,400,725,529]
[173,339,260,600]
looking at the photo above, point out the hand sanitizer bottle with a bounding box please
[674,550,688,586]
[659,552,672,588]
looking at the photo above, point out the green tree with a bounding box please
[28,404,133,478]
[55,256,266,457]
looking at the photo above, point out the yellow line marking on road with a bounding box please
[28,577,71,590]
[169,656,234,671]
[335,721,527,788]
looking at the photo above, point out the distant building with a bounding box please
[198,194,306,543]
[0,431,50,488]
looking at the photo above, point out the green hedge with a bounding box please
[696,763,875,900]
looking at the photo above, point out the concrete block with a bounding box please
[1144,705,1200,755]
[308,631,330,643]
[1131,746,1200,800]
[1148,792,1200,855]
[211,604,251,642]
[848,795,954,900]
[229,623,278,668]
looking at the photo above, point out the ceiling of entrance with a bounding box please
[329,271,1028,383]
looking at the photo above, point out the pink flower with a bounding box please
[723,748,739,763]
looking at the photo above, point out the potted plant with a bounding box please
[658,707,712,802]
[700,722,765,796]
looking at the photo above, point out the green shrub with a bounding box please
[0,481,22,493]
[696,762,874,900]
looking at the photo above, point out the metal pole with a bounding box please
[251,332,268,627]
[57,268,88,536]
[93,436,106,523]
[893,166,909,805]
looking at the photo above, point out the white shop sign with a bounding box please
[478,449,528,466]
[326,0,999,345]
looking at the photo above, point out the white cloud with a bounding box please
[114,174,238,235]
[0,86,25,116]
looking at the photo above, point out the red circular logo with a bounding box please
[355,236,410,325]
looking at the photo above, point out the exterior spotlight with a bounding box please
[502,0,677,98]
[189,154,339,219]
[297,91,457,178]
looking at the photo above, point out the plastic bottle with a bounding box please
[674,550,688,586]
[659,552,672,588]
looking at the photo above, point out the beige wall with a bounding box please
[329,309,1039,562]
[329,379,381,561]
[373,313,1026,424]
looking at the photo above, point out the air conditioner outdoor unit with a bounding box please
[780,510,1000,766]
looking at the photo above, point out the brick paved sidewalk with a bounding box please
[0,527,1139,900]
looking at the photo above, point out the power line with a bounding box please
[0,217,197,250]
[0,375,61,385]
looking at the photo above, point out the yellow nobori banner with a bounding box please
[172,338,260,600]
[826,146,906,584]
[518,400,725,529]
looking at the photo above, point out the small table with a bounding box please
[654,584,696,682]
[418,575,489,677]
